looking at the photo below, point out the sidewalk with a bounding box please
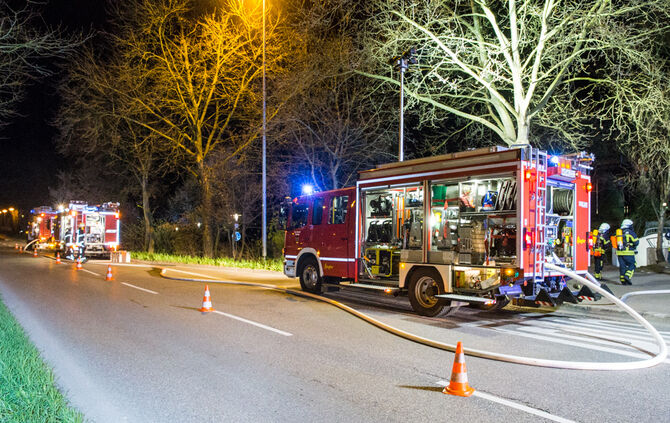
[563,264,670,320]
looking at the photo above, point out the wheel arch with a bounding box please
[401,263,451,293]
[296,248,323,276]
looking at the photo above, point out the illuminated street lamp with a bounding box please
[389,48,417,162]
[261,0,267,262]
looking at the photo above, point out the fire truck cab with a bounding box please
[283,146,602,316]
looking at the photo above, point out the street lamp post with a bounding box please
[391,48,417,162]
[261,0,267,261]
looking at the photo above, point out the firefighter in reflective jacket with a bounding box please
[592,223,611,281]
[617,219,639,285]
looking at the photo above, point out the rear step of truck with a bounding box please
[329,283,400,294]
[435,294,495,305]
[515,282,612,308]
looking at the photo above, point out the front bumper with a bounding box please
[284,259,296,277]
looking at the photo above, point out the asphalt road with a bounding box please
[1,246,669,423]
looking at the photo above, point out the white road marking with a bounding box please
[519,325,659,353]
[87,262,154,268]
[80,269,102,277]
[548,317,670,337]
[493,327,670,365]
[211,310,292,337]
[434,381,575,423]
[163,268,220,279]
[565,316,666,331]
[121,282,158,295]
[530,321,670,346]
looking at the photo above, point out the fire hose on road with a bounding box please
[155,262,668,371]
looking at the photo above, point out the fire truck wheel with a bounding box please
[408,268,445,317]
[299,258,322,294]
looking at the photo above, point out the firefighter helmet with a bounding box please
[598,223,610,233]
[621,219,633,229]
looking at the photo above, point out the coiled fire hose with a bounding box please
[157,263,667,371]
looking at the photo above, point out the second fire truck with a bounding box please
[28,201,121,259]
[283,146,606,316]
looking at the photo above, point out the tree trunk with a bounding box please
[198,160,214,257]
[214,224,221,256]
[330,162,339,190]
[141,174,155,253]
[656,202,667,262]
[238,221,247,259]
[516,116,530,146]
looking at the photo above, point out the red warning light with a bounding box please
[585,182,593,192]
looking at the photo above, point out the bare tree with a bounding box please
[103,0,292,257]
[615,61,670,261]
[0,2,82,126]
[279,40,396,191]
[274,0,396,191]
[359,0,670,149]
[55,46,173,253]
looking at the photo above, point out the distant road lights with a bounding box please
[302,184,314,195]
[233,213,240,222]
[8,207,14,211]
[1,209,7,213]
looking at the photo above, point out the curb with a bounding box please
[130,259,284,276]
[561,302,670,321]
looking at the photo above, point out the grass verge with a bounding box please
[0,296,83,423]
[131,251,283,272]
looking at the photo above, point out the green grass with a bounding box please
[0,296,84,423]
[131,251,284,272]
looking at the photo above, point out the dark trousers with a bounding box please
[594,255,605,279]
[618,255,636,284]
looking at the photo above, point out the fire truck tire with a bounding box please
[299,257,322,294]
[408,268,445,317]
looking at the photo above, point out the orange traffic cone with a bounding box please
[106,265,113,281]
[33,249,38,257]
[199,284,215,312]
[14,243,18,249]
[56,252,61,264]
[76,258,83,270]
[443,342,475,397]
[19,246,23,252]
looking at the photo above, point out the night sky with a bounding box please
[0,0,107,211]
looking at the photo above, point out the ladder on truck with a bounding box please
[531,148,548,289]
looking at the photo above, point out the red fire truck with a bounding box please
[29,201,121,258]
[283,146,605,316]
[27,206,60,248]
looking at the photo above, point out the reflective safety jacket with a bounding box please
[618,228,639,256]
[594,232,611,256]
